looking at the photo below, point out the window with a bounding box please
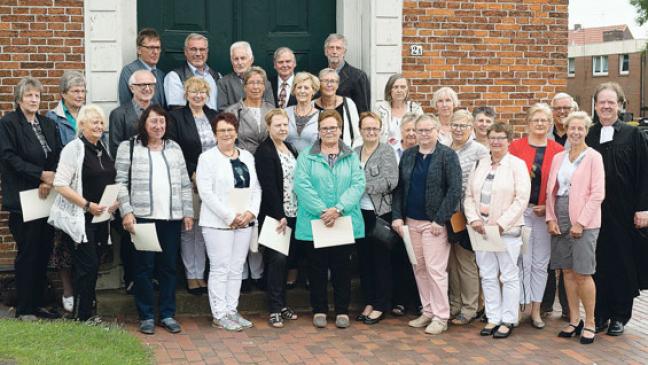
[568,57,575,77]
[593,55,608,76]
[619,54,630,75]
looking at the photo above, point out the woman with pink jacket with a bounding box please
[546,112,605,344]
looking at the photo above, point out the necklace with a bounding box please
[219,146,236,158]
[295,104,313,117]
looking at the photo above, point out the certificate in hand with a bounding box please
[229,188,250,214]
[401,225,417,265]
[130,223,162,252]
[91,184,120,223]
[258,216,291,256]
[311,216,355,248]
[20,188,57,222]
[467,225,506,252]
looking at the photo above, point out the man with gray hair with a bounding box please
[118,28,166,107]
[216,41,274,110]
[271,47,297,108]
[324,33,370,113]
[164,33,221,109]
[548,92,578,147]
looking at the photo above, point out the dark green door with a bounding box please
[138,0,335,78]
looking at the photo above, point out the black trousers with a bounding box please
[305,241,352,315]
[264,217,297,313]
[541,268,568,314]
[391,233,421,311]
[357,210,392,312]
[9,213,54,316]
[594,271,635,324]
[67,220,109,321]
[112,214,136,285]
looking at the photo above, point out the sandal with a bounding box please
[269,313,284,328]
[280,307,298,320]
[391,305,405,317]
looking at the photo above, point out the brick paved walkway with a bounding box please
[127,294,648,364]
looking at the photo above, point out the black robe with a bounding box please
[585,120,648,299]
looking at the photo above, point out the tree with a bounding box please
[630,0,648,25]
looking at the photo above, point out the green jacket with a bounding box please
[294,141,366,241]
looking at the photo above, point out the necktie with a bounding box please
[279,82,288,108]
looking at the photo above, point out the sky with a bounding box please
[569,0,648,38]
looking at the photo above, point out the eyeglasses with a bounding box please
[415,128,435,135]
[552,107,572,112]
[320,126,339,133]
[488,136,508,141]
[216,128,236,134]
[131,83,156,90]
[450,123,471,130]
[321,79,339,85]
[361,127,381,133]
[246,81,264,86]
[187,47,208,54]
[140,45,161,51]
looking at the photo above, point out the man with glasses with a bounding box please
[324,33,370,113]
[548,93,578,148]
[118,28,166,107]
[217,41,274,110]
[165,33,221,109]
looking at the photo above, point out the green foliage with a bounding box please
[0,319,151,365]
[630,0,648,25]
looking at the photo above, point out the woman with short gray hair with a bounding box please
[46,71,86,145]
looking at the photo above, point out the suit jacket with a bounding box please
[270,75,297,108]
[168,105,218,177]
[254,137,298,226]
[216,72,275,111]
[108,102,139,157]
[463,153,531,231]
[545,148,605,229]
[117,59,166,107]
[224,100,274,154]
[0,107,62,212]
[337,62,371,113]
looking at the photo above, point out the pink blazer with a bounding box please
[545,148,605,229]
[464,153,531,231]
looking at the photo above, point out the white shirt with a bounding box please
[359,161,374,210]
[149,150,171,220]
[556,148,587,196]
[164,62,218,109]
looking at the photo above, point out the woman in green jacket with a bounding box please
[294,109,366,329]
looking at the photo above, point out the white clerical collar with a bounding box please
[600,125,614,144]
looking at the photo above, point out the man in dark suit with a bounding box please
[109,69,157,293]
[324,33,371,113]
[271,47,297,109]
[117,28,166,107]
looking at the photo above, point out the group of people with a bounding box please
[1,28,647,346]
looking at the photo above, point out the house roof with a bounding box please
[569,25,632,46]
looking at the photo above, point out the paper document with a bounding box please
[130,223,162,252]
[229,188,250,214]
[258,216,291,256]
[311,216,355,248]
[91,184,120,223]
[20,188,57,222]
[467,225,506,252]
[401,225,417,265]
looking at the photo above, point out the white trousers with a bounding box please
[180,225,206,279]
[518,207,551,304]
[242,251,264,280]
[475,235,521,325]
[203,227,252,319]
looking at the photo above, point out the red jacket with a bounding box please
[509,137,564,205]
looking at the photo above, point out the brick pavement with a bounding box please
[127,293,648,364]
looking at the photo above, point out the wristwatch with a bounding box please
[84,200,91,212]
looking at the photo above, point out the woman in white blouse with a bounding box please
[374,74,423,150]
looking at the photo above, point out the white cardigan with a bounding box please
[196,146,262,229]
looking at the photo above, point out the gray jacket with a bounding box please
[108,102,139,157]
[217,72,275,111]
[224,100,274,154]
[354,143,399,216]
[115,138,193,219]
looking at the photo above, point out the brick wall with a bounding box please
[0,0,85,265]
[402,0,569,134]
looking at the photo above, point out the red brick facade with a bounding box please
[0,0,85,265]
[402,0,569,134]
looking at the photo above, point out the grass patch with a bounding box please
[0,319,151,365]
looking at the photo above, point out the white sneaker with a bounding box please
[425,319,448,335]
[62,296,74,312]
[212,317,243,332]
[229,312,253,328]
[408,314,432,328]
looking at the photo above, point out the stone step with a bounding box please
[97,279,364,317]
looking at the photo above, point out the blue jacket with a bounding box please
[294,141,366,241]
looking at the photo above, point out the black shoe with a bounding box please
[139,319,155,335]
[580,327,596,344]
[391,305,405,317]
[160,317,182,334]
[558,320,584,338]
[480,324,499,336]
[493,323,513,339]
[355,314,368,322]
[286,281,297,290]
[35,307,62,319]
[595,319,609,333]
[187,287,203,296]
[606,320,624,336]
[364,313,385,325]
[241,279,251,293]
